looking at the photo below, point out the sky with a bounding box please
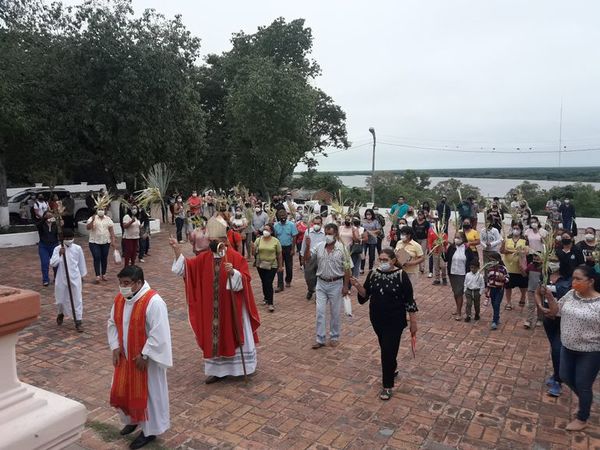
[64,0,600,172]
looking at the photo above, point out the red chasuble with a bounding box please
[183,247,260,358]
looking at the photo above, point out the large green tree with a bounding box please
[198,18,349,193]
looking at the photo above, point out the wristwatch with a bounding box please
[142,354,148,361]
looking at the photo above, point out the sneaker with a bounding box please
[268,305,275,312]
[545,375,555,386]
[442,278,448,286]
[275,286,284,293]
[432,280,441,285]
[139,258,145,263]
[43,281,49,287]
[565,419,587,431]
[428,272,433,278]
[465,316,471,322]
[474,315,480,321]
[491,322,498,330]
[523,321,531,329]
[56,313,64,325]
[536,319,543,327]
[548,381,562,397]
[285,282,291,288]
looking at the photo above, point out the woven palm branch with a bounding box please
[136,163,174,209]
[190,215,206,229]
[93,192,113,211]
[538,230,557,285]
[329,190,345,217]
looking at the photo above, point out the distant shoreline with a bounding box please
[295,166,600,183]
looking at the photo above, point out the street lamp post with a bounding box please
[369,127,376,205]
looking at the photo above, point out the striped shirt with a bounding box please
[487,265,509,288]
[312,241,353,278]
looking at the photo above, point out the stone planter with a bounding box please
[0,230,39,249]
[0,285,87,449]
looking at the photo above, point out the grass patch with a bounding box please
[86,420,171,449]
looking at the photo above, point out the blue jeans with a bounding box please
[560,346,600,421]
[489,287,504,324]
[543,317,562,383]
[38,242,58,283]
[89,242,110,276]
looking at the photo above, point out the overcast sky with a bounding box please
[66,0,600,171]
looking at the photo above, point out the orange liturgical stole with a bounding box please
[109,289,156,422]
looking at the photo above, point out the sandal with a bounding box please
[455,316,462,321]
[451,312,459,316]
[379,388,392,401]
[518,300,525,306]
[505,304,513,310]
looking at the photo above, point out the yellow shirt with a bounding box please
[502,238,528,274]
[465,229,480,252]
[395,240,424,274]
[254,236,282,269]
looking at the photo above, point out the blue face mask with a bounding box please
[379,262,392,272]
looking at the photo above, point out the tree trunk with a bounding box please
[0,155,9,228]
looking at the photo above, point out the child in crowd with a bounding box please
[464,262,485,322]
[485,253,509,330]
[524,255,543,329]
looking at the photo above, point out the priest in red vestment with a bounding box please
[170,217,260,384]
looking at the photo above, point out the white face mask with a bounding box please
[64,239,74,246]
[255,208,261,213]
[454,238,463,246]
[548,262,560,273]
[585,233,595,241]
[530,222,538,229]
[325,235,335,244]
[313,224,321,232]
[379,262,392,272]
[131,209,138,215]
[400,234,408,241]
[263,230,271,238]
[512,229,521,235]
[47,217,56,223]
[97,210,105,217]
[119,286,133,298]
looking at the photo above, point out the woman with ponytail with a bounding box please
[546,264,600,431]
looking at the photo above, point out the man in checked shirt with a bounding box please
[304,223,353,349]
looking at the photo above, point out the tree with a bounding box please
[290,170,343,193]
[431,178,482,207]
[198,18,348,193]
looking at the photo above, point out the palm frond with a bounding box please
[137,163,174,209]
[94,192,113,211]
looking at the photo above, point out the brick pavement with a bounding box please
[2,227,600,450]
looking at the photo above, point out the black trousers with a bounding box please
[258,267,277,305]
[376,237,383,255]
[175,217,185,242]
[277,245,294,287]
[374,324,404,388]
[361,243,377,270]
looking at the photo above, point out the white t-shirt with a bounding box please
[450,246,467,276]
[87,215,114,244]
[122,215,140,239]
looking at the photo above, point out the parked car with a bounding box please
[8,188,94,225]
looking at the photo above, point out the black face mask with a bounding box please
[344,220,350,226]
[279,217,286,223]
[353,220,360,226]
[463,224,471,229]
[562,239,572,245]
[209,240,220,253]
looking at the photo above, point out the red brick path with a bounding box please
[2,227,599,449]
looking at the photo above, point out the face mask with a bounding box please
[463,224,471,229]
[454,238,463,246]
[399,234,407,241]
[235,212,242,217]
[565,200,570,204]
[531,222,538,229]
[131,209,138,214]
[279,217,286,223]
[562,239,572,245]
[512,229,521,235]
[325,235,335,244]
[548,262,560,272]
[313,225,321,232]
[47,217,56,223]
[97,210,105,217]
[64,239,74,246]
[572,279,589,294]
[344,220,351,226]
[585,234,595,241]
[255,208,261,213]
[353,220,360,226]
[120,286,133,298]
[192,193,198,197]
[177,198,182,202]
[366,215,372,220]
[263,230,271,238]
[379,262,392,272]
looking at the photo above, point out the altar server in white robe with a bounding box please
[108,265,173,450]
[50,228,87,332]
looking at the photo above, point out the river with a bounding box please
[337,175,600,198]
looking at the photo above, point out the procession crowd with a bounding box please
[30,187,600,447]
